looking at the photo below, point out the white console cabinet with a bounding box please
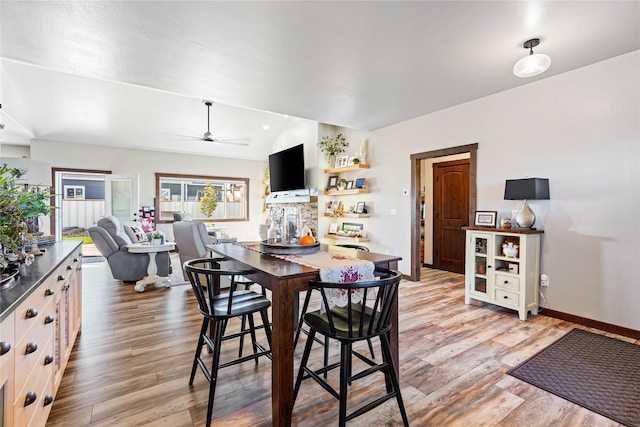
[463,227,543,321]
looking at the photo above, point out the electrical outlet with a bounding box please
[540,273,549,287]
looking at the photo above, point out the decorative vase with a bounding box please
[326,154,336,169]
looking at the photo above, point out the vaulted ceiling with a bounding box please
[1,1,638,160]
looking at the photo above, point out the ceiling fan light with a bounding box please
[513,53,551,77]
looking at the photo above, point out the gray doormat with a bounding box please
[508,328,640,426]
[82,256,106,263]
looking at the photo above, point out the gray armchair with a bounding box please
[89,216,171,282]
[173,219,216,279]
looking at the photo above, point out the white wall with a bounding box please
[365,50,640,330]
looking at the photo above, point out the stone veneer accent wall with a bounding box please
[266,200,318,240]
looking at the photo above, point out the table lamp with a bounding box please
[504,178,550,229]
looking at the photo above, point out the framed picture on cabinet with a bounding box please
[335,155,349,168]
[355,201,366,214]
[474,210,497,227]
[346,180,354,189]
[327,175,339,189]
[328,223,338,234]
[355,178,365,189]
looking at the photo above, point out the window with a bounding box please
[155,173,249,223]
[64,185,85,199]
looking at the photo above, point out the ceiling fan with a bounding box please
[187,100,250,145]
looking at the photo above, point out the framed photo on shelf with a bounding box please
[325,200,335,213]
[341,222,364,232]
[355,201,366,214]
[327,175,339,189]
[474,210,497,227]
[335,155,349,168]
[346,180,354,189]
[328,223,338,234]
[355,178,365,189]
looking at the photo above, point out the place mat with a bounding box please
[275,251,374,308]
[508,328,640,426]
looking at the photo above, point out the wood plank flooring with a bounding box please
[46,255,633,426]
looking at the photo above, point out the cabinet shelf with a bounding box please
[324,164,370,174]
[495,256,519,262]
[325,188,370,196]
[324,234,370,242]
[324,213,370,218]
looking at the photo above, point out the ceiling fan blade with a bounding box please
[208,137,251,145]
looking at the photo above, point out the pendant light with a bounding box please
[513,38,551,78]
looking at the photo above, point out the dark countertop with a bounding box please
[0,240,82,322]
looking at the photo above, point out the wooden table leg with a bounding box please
[270,280,295,426]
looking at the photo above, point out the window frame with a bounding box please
[155,173,250,223]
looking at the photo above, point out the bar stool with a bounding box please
[185,257,272,427]
[293,267,409,427]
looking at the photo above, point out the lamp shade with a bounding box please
[504,178,550,200]
[0,157,52,186]
[513,53,551,77]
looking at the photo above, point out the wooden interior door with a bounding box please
[433,159,469,273]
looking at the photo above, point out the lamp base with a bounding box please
[515,200,536,229]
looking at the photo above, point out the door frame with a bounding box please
[50,167,111,241]
[410,143,478,281]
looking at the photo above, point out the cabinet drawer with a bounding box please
[14,281,59,340]
[494,274,520,292]
[1,313,15,362]
[13,366,53,427]
[494,289,519,307]
[15,326,54,398]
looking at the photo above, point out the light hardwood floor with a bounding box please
[46,255,632,427]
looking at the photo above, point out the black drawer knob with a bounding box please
[503,295,509,299]
[74,257,80,262]
[44,354,54,365]
[45,288,55,296]
[24,391,37,407]
[43,394,54,406]
[25,308,38,319]
[44,315,55,324]
[0,341,11,356]
[25,342,38,355]
[67,265,73,271]
[58,275,66,281]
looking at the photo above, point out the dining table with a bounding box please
[207,241,402,427]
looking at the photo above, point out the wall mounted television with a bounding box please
[268,144,306,194]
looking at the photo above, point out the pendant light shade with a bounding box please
[513,38,551,78]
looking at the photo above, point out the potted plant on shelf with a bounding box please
[318,133,349,169]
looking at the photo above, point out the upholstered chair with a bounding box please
[88,215,171,282]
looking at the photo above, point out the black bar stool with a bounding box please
[293,267,409,427]
[185,257,272,427]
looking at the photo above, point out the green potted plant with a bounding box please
[200,183,218,218]
[0,164,55,264]
[151,230,164,245]
[318,133,349,168]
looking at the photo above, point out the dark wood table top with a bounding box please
[208,241,402,278]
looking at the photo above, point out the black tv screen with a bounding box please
[268,144,305,193]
